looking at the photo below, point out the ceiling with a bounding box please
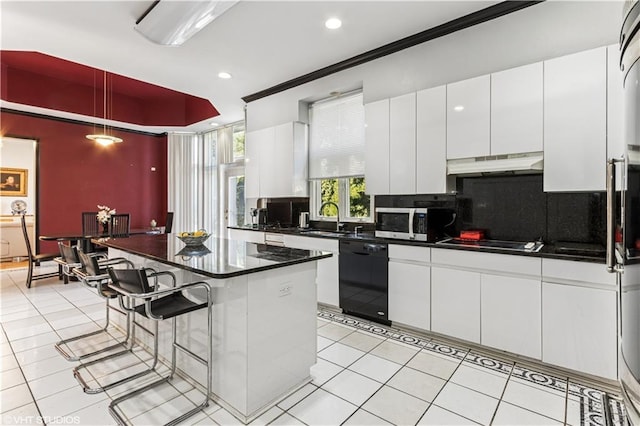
[0,0,502,133]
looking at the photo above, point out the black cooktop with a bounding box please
[436,238,544,253]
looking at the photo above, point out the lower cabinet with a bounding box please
[542,282,617,380]
[481,274,541,359]
[227,228,265,244]
[431,267,481,343]
[541,259,617,380]
[283,235,339,308]
[388,245,430,330]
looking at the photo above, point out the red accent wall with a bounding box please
[1,111,168,252]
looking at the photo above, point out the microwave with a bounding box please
[375,207,453,241]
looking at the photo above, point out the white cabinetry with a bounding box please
[431,249,541,353]
[227,228,265,244]
[245,122,308,199]
[417,85,449,194]
[543,47,607,192]
[388,245,430,330]
[446,75,491,159]
[541,259,617,379]
[389,93,417,194]
[481,274,541,359]
[244,128,268,199]
[0,215,34,259]
[431,266,481,343]
[283,235,339,308]
[491,62,543,155]
[364,99,390,195]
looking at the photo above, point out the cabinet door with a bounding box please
[417,86,448,194]
[491,62,543,155]
[446,75,490,159]
[245,129,268,199]
[272,123,294,198]
[607,44,625,189]
[364,100,390,195]
[544,47,607,191]
[481,274,541,359]
[388,261,430,330]
[389,93,416,194]
[317,254,339,307]
[542,282,617,379]
[228,228,265,243]
[431,267,481,343]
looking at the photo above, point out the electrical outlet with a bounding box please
[279,284,292,297]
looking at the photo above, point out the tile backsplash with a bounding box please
[376,174,607,245]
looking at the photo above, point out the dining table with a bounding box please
[39,228,162,253]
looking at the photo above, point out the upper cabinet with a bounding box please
[364,99,390,195]
[491,62,543,156]
[245,122,308,199]
[417,85,449,194]
[543,46,607,192]
[389,93,417,194]
[446,75,491,159]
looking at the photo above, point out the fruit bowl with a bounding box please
[177,230,210,246]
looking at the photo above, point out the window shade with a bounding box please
[309,92,365,179]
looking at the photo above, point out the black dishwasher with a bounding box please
[339,240,389,325]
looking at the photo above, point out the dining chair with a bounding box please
[20,214,61,288]
[165,212,174,234]
[110,213,130,238]
[81,211,100,235]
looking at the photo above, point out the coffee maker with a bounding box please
[249,208,268,228]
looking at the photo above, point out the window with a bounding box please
[232,123,245,162]
[312,177,373,222]
[309,91,372,222]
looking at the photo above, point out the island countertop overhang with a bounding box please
[93,234,332,279]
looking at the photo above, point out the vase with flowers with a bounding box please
[97,205,115,234]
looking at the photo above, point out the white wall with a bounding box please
[246,1,622,131]
[0,137,37,215]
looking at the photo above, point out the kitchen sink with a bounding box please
[299,229,351,238]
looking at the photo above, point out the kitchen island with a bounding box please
[94,234,332,423]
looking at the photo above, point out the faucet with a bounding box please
[319,201,341,231]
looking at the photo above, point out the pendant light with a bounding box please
[86,70,123,147]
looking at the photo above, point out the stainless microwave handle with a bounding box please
[606,158,619,273]
[408,209,415,240]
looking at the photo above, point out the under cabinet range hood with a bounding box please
[446,152,544,176]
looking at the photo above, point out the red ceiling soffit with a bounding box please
[0,51,219,127]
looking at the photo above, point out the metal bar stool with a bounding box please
[72,261,161,393]
[53,242,82,284]
[105,267,212,426]
[55,249,135,361]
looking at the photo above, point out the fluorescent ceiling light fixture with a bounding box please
[218,72,232,79]
[209,122,219,127]
[325,17,342,29]
[135,1,238,46]
[453,105,465,112]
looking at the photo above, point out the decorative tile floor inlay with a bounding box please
[318,308,628,426]
[0,265,631,425]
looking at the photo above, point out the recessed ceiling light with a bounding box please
[210,122,219,127]
[325,17,342,30]
[218,72,232,79]
[454,105,465,112]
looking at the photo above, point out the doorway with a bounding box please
[220,163,245,236]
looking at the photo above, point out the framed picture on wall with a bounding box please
[0,168,27,196]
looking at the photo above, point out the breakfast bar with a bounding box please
[94,234,331,423]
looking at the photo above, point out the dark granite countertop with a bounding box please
[93,234,332,279]
[228,225,607,264]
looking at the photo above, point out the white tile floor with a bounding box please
[0,262,630,425]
